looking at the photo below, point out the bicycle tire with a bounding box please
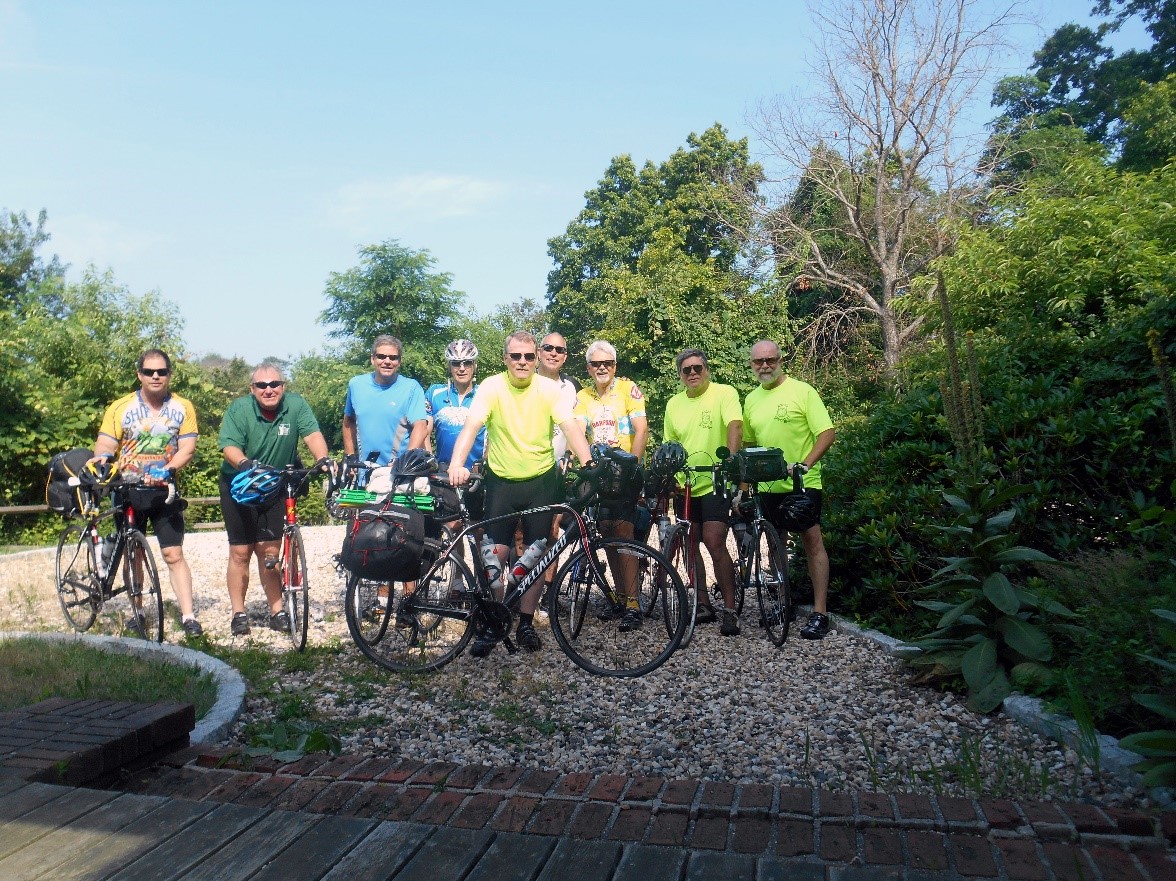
[283,526,310,651]
[344,552,477,674]
[55,523,99,632]
[656,523,697,648]
[753,521,792,646]
[123,530,163,642]
[548,538,686,677]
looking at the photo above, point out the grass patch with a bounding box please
[0,637,218,719]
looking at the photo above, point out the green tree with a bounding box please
[320,239,466,384]
[546,124,776,424]
[0,209,64,307]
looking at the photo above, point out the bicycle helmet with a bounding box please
[650,442,687,477]
[777,490,820,532]
[445,339,479,362]
[230,464,283,507]
[393,448,438,479]
[79,460,118,487]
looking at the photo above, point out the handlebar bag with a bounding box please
[45,448,95,518]
[732,447,787,483]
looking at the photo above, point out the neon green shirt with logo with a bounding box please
[743,377,833,491]
[663,382,742,497]
[469,373,575,480]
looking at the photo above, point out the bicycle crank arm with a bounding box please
[502,636,518,654]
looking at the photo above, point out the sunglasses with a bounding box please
[588,359,616,369]
[680,363,706,376]
[252,380,285,390]
[373,353,401,362]
[140,367,170,377]
[507,351,537,362]
[541,344,567,354]
[449,359,476,369]
[751,357,780,367]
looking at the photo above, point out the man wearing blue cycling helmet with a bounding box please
[219,364,328,636]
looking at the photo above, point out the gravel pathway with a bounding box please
[0,525,1152,807]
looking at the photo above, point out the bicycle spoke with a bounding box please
[55,524,99,632]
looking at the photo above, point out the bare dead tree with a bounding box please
[751,0,1019,370]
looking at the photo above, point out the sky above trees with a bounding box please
[0,1,1145,362]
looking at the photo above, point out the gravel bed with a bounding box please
[0,525,1152,807]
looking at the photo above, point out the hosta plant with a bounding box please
[905,480,1079,713]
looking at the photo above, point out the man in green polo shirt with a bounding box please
[218,364,329,636]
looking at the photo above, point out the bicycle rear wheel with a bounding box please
[283,526,310,651]
[123,530,163,642]
[753,521,792,645]
[55,523,99,631]
[548,538,686,677]
[652,523,697,648]
[344,552,477,674]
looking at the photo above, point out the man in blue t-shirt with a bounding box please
[425,339,486,467]
[343,335,430,465]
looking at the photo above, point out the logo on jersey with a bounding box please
[278,423,291,436]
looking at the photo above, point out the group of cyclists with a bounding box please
[82,330,836,649]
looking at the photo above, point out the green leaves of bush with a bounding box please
[905,480,1076,713]
[1119,609,1176,788]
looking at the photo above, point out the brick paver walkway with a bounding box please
[3,698,1174,880]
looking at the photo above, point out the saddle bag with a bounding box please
[339,503,426,581]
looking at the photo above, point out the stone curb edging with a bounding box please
[0,630,245,743]
[823,610,1176,809]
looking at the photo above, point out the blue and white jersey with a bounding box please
[425,381,485,468]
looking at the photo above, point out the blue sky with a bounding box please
[1,1,1140,363]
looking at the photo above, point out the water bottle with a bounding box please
[95,533,116,577]
[480,536,503,589]
[506,539,548,587]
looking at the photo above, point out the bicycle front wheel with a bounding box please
[753,521,792,646]
[55,523,99,631]
[283,526,310,651]
[123,530,163,642]
[548,538,686,677]
[344,552,477,674]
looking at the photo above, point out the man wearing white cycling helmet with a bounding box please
[425,339,486,469]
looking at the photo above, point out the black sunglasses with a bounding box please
[588,359,616,369]
[541,344,567,354]
[252,380,285,390]
[751,357,780,367]
[140,367,170,377]
[373,353,401,362]
[680,363,705,376]
[449,359,476,369]
[507,351,537,362]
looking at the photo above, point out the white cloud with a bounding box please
[327,172,509,236]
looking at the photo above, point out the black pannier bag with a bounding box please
[45,448,94,518]
[339,503,426,581]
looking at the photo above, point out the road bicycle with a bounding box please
[722,449,800,646]
[344,464,688,678]
[55,473,164,642]
[262,460,329,651]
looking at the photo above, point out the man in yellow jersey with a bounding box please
[574,339,649,631]
[92,349,202,637]
[448,330,594,657]
[743,339,836,639]
[663,347,744,637]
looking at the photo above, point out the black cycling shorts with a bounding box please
[220,472,285,545]
[114,499,186,549]
[672,491,730,526]
[483,466,562,547]
[760,489,824,533]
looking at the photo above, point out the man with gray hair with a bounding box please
[342,335,430,466]
[219,364,329,636]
